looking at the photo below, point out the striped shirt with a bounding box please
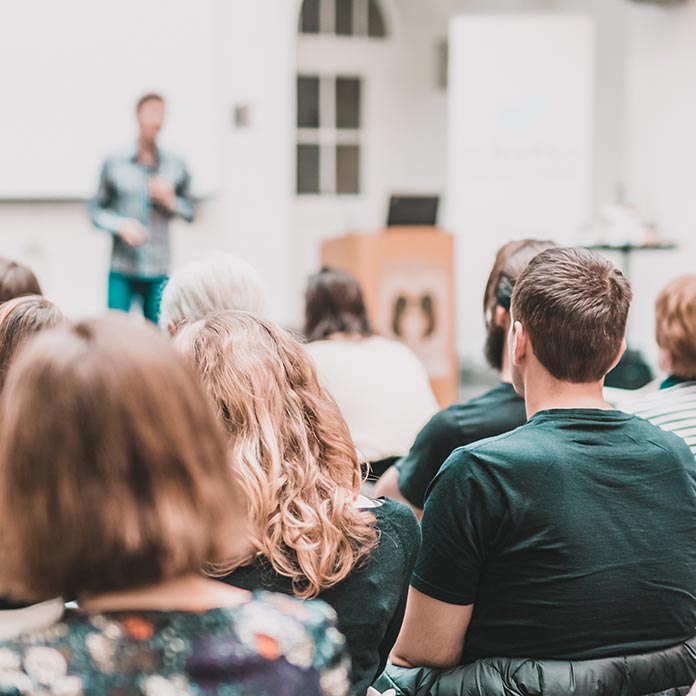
[90,147,195,278]
[621,379,696,455]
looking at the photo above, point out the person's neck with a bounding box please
[523,368,611,419]
[136,136,157,165]
[79,574,249,614]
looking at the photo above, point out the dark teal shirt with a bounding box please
[224,498,421,695]
[396,382,526,508]
[414,409,696,661]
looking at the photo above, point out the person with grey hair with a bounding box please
[159,253,267,335]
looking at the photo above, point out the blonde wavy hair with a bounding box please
[173,310,378,598]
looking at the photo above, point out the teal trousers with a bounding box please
[108,272,167,324]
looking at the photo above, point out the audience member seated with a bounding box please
[0,295,62,391]
[0,257,42,304]
[158,252,266,335]
[0,315,350,696]
[621,275,696,454]
[376,239,553,515]
[304,267,438,477]
[0,294,64,635]
[174,310,421,695]
[382,248,696,695]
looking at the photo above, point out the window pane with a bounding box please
[336,0,353,36]
[300,0,320,34]
[297,144,320,194]
[336,145,360,194]
[368,0,386,38]
[297,76,320,128]
[336,77,361,129]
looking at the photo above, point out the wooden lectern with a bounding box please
[321,227,458,408]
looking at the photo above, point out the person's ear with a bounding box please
[493,305,510,329]
[607,337,627,373]
[512,320,527,367]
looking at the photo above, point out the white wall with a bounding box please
[446,15,595,361]
[555,0,628,214]
[2,0,695,371]
[0,0,297,324]
[292,0,452,326]
[621,0,696,366]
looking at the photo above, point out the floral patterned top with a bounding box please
[0,591,350,696]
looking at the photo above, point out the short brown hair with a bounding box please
[511,247,632,382]
[0,315,245,601]
[136,92,164,112]
[0,295,62,392]
[0,258,42,304]
[304,267,373,342]
[655,275,696,378]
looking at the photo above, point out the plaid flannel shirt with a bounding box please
[90,147,195,278]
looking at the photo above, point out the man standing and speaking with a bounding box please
[90,93,195,323]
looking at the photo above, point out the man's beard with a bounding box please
[484,323,505,371]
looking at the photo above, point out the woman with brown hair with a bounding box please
[0,257,42,304]
[0,295,63,391]
[0,295,64,636]
[174,310,421,695]
[304,267,438,477]
[0,315,349,696]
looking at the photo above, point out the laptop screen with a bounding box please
[387,195,440,227]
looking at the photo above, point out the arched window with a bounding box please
[296,0,389,195]
[299,0,387,39]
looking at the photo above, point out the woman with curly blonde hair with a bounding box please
[174,310,421,695]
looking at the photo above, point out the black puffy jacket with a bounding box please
[372,636,696,695]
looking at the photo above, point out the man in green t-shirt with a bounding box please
[375,239,554,516]
[392,247,696,669]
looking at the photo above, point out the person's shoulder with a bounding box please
[304,339,332,354]
[98,150,129,173]
[438,420,535,475]
[371,336,424,362]
[626,411,696,459]
[247,590,338,629]
[621,382,696,414]
[303,339,343,366]
[104,148,135,163]
[249,592,350,675]
[448,383,525,429]
[157,149,186,166]
[367,498,422,564]
[372,497,420,536]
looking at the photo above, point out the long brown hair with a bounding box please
[174,310,378,599]
[304,267,373,342]
[483,239,556,369]
[0,315,246,601]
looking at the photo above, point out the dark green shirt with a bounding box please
[396,382,526,508]
[224,498,421,695]
[413,409,696,661]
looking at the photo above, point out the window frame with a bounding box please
[298,0,387,39]
[296,74,362,196]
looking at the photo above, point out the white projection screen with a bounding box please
[446,15,595,361]
[0,0,222,200]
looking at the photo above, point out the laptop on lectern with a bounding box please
[387,195,440,227]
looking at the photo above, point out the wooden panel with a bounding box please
[321,228,457,408]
